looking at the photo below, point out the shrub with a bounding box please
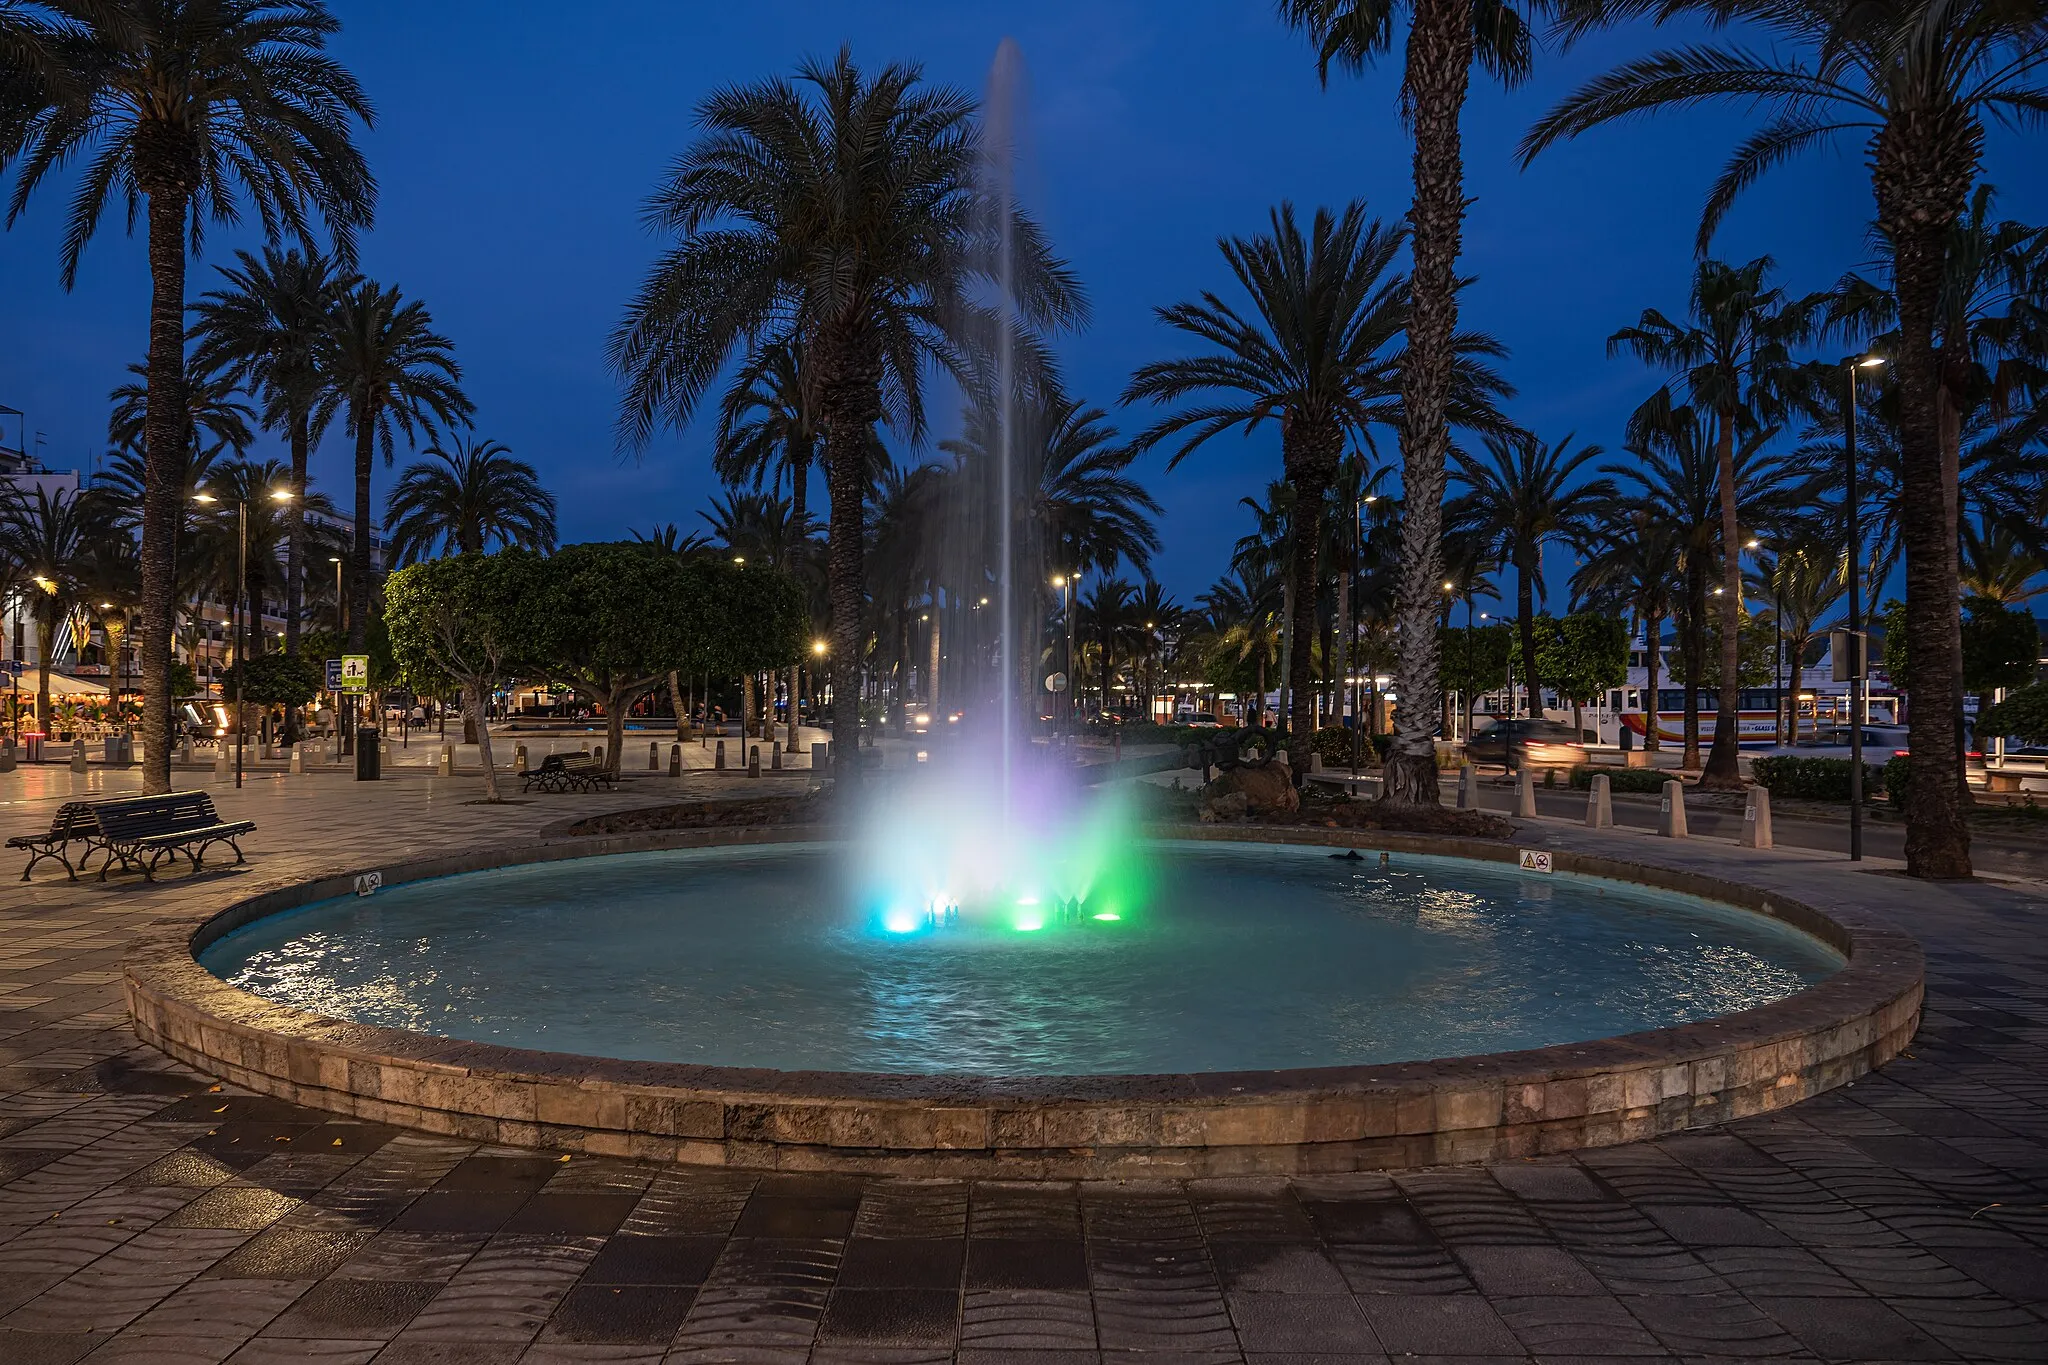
[1751,755,1882,803]
[1885,754,1911,811]
[1312,726,1376,767]
[1568,765,1671,794]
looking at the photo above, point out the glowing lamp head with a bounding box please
[812,639,828,656]
[881,906,922,934]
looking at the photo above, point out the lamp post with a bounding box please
[1051,573,1075,733]
[1842,354,1885,861]
[195,485,293,789]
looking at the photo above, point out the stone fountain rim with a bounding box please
[121,822,1923,1175]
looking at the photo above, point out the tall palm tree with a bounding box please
[186,457,340,662]
[715,337,820,523]
[1079,576,1139,715]
[385,437,556,564]
[1746,542,1847,742]
[107,361,257,469]
[1959,520,2044,607]
[190,245,353,682]
[611,50,1085,774]
[1573,502,1683,752]
[1199,565,1286,727]
[1126,200,1510,741]
[1608,258,1814,786]
[315,281,470,650]
[1524,0,2048,875]
[1130,580,1181,721]
[0,0,374,792]
[0,486,107,729]
[1450,432,1609,727]
[1279,0,1541,804]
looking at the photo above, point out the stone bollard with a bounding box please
[438,743,454,777]
[214,744,231,782]
[290,746,306,775]
[1515,768,1538,818]
[1308,752,1323,774]
[1585,772,1614,828]
[180,738,193,764]
[261,741,274,761]
[593,743,605,767]
[771,743,782,770]
[1273,748,1288,769]
[812,742,828,773]
[1741,785,1773,849]
[748,745,761,778]
[0,744,13,774]
[1658,779,1689,838]
[714,740,726,770]
[514,742,528,774]
[669,743,682,776]
[649,741,660,770]
[1457,763,1479,810]
[70,743,89,775]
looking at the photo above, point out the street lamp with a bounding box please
[195,486,293,788]
[1842,353,1885,861]
[1051,573,1076,732]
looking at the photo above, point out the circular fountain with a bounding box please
[125,811,1922,1176]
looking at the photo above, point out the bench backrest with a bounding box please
[91,790,223,840]
[560,755,604,772]
[48,800,98,837]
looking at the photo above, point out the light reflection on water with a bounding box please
[200,842,1842,1076]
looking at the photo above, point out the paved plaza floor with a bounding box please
[0,762,2044,1363]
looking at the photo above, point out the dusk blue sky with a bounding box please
[2,2,2041,607]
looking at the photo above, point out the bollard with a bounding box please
[289,746,306,775]
[1515,768,1538,818]
[1457,763,1479,810]
[593,743,605,767]
[812,742,828,773]
[771,743,782,770]
[70,743,89,775]
[438,743,454,777]
[214,744,231,782]
[649,740,660,770]
[714,740,726,770]
[747,745,761,778]
[1585,772,1614,828]
[1308,752,1323,774]
[669,743,682,776]
[514,742,528,774]
[1658,779,1689,838]
[261,741,274,761]
[0,744,13,774]
[1741,785,1774,849]
[180,738,193,764]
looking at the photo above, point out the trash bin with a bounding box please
[356,728,382,781]
[23,732,43,763]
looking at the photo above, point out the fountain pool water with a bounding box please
[200,840,1840,1077]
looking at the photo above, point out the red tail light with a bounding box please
[1893,749,1910,758]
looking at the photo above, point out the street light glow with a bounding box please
[191,492,218,504]
[812,639,828,656]
[1858,355,1886,368]
[269,488,294,502]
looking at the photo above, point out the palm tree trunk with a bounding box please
[282,409,309,746]
[786,663,799,751]
[1517,564,1537,729]
[1384,0,1475,806]
[1703,412,1745,787]
[1893,218,1972,877]
[35,615,53,738]
[1643,608,1662,753]
[349,409,376,653]
[137,189,192,794]
[818,338,878,784]
[1938,377,1972,811]
[1334,571,1351,735]
[791,443,809,525]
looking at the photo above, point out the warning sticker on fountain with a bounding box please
[1519,850,1554,873]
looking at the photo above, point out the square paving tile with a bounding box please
[579,1234,723,1286]
[260,1278,439,1340]
[836,1237,965,1289]
[1752,1294,1954,1360]
[540,1283,693,1343]
[1211,1241,1351,1294]
[965,1238,1088,1290]
[1226,1291,1377,1351]
[817,1288,958,1347]
[162,1186,301,1231]
[499,1193,637,1237]
[1353,1295,1521,1356]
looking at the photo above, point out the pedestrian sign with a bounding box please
[325,658,344,690]
[339,655,370,692]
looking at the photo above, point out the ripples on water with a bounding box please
[201,842,1842,1075]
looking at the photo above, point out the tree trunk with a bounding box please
[1893,215,1973,877]
[1383,0,1475,806]
[1643,609,1662,752]
[137,188,192,793]
[1517,563,1537,726]
[466,677,501,800]
[605,689,626,777]
[1938,375,1972,810]
[786,662,799,751]
[1703,411,1745,788]
[1334,571,1351,733]
[283,409,309,746]
[35,615,53,735]
[818,328,881,785]
[927,608,941,716]
[349,406,377,652]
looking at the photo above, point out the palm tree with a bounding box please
[1126,200,1510,742]
[1747,542,1847,743]
[1279,0,1541,804]
[1199,566,1286,727]
[610,50,1086,774]
[1573,502,1683,753]
[316,281,471,651]
[1607,258,1815,786]
[1130,580,1181,721]
[1079,576,1139,716]
[1524,0,2048,874]
[0,0,374,792]
[190,245,354,682]
[0,486,107,730]
[108,361,257,470]
[185,457,339,663]
[715,338,820,523]
[1450,432,1610,731]
[1959,520,2044,607]
[385,437,556,564]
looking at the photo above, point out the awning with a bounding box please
[6,672,109,697]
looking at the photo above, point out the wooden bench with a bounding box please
[519,752,615,793]
[8,801,105,881]
[90,791,256,882]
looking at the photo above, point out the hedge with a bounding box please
[1751,755,1883,803]
[1885,754,1911,811]
[1568,765,1673,794]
